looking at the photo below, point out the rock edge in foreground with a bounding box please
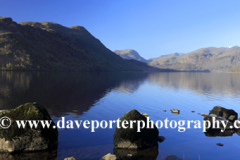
[113,109,159,149]
[0,102,58,152]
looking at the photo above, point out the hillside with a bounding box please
[113,49,148,63]
[148,52,183,62]
[0,17,157,71]
[149,46,240,71]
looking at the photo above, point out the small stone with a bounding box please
[64,157,77,160]
[201,113,208,117]
[164,155,183,160]
[100,153,117,160]
[163,110,166,112]
[216,143,223,146]
[191,111,195,113]
[157,136,165,143]
[171,109,180,115]
[125,154,132,160]
[141,113,148,117]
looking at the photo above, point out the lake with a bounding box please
[0,71,240,160]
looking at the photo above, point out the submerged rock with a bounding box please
[204,128,236,137]
[114,146,158,160]
[201,113,208,117]
[0,102,58,152]
[157,136,165,143]
[113,109,159,149]
[216,143,223,146]
[64,157,77,160]
[164,155,183,160]
[100,153,118,160]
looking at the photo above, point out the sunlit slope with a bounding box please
[149,47,240,71]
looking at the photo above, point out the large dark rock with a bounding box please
[203,114,232,131]
[0,102,58,152]
[203,106,239,135]
[113,109,159,149]
[209,106,238,122]
[204,128,236,137]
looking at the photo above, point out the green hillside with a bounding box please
[0,17,157,71]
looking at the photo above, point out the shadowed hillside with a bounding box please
[0,17,157,71]
[114,49,148,63]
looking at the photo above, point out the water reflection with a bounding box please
[113,77,146,94]
[1,72,240,116]
[148,72,240,99]
[204,128,238,137]
[0,71,149,116]
[0,150,57,160]
[1,71,240,160]
[114,146,158,160]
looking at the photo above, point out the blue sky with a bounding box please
[1,0,240,59]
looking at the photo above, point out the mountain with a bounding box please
[113,49,148,63]
[148,46,240,71]
[148,52,183,62]
[0,17,157,71]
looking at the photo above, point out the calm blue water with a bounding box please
[0,71,240,159]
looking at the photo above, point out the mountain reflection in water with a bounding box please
[1,71,240,160]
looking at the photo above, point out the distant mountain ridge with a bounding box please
[115,47,240,72]
[113,49,148,63]
[0,16,157,71]
[148,52,184,62]
[148,46,240,71]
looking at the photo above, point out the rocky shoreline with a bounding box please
[0,103,239,160]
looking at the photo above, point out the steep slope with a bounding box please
[114,49,148,63]
[0,17,156,71]
[149,46,240,71]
